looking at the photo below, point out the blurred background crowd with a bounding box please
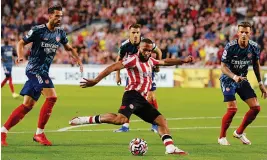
[1,0,267,66]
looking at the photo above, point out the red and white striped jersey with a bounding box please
[122,54,159,98]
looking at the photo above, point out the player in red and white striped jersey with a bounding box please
[69,38,193,155]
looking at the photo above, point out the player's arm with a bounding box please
[16,39,27,64]
[157,56,193,66]
[153,46,162,72]
[80,61,125,88]
[63,43,83,73]
[221,62,246,83]
[115,46,126,85]
[253,59,267,98]
[154,46,162,60]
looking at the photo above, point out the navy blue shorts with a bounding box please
[220,80,256,102]
[126,72,157,91]
[3,66,12,77]
[20,73,54,101]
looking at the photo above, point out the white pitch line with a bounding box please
[58,116,267,132]
[8,126,267,134]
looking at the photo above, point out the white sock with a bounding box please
[36,128,44,135]
[122,123,129,128]
[1,127,8,133]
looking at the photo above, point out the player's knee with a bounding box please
[251,106,261,113]
[47,97,57,103]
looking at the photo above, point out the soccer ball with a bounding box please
[129,138,148,156]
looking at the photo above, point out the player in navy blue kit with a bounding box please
[1,39,19,98]
[218,22,267,145]
[114,24,162,133]
[1,4,83,146]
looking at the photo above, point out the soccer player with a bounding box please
[1,4,83,146]
[69,38,193,155]
[115,24,162,133]
[1,39,20,98]
[218,22,267,145]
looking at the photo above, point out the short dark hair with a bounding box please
[48,4,62,14]
[141,38,153,45]
[238,21,252,28]
[129,24,141,29]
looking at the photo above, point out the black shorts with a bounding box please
[221,80,257,102]
[118,90,161,124]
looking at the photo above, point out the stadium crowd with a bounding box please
[2,0,267,66]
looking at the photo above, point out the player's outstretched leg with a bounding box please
[154,115,188,155]
[233,106,260,145]
[33,97,57,146]
[218,107,237,145]
[1,102,34,146]
[69,113,128,126]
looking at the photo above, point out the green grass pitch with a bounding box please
[1,85,267,160]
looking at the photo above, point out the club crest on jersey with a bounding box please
[45,79,50,84]
[56,36,60,42]
[247,53,252,59]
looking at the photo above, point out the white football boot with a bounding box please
[69,117,89,126]
[233,130,251,145]
[218,137,230,145]
[165,145,188,155]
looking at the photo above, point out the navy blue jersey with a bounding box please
[23,24,68,76]
[1,45,17,67]
[118,37,157,60]
[221,39,260,81]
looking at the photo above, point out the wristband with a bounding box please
[259,81,263,85]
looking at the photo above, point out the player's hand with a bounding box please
[116,74,121,86]
[77,60,83,73]
[259,83,267,99]
[15,57,24,65]
[233,75,247,83]
[80,78,97,88]
[184,55,194,63]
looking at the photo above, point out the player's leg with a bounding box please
[70,91,134,126]
[1,95,36,146]
[69,113,129,125]
[33,84,57,146]
[114,78,130,132]
[147,90,158,133]
[1,75,9,88]
[218,82,237,145]
[135,98,188,155]
[233,81,259,145]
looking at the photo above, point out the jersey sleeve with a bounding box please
[118,45,127,60]
[12,47,17,57]
[122,55,136,68]
[23,27,38,43]
[60,30,68,45]
[221,44,231,64]
[149,57,160,66]
[253,46,260,61]
[152,42,157,51]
